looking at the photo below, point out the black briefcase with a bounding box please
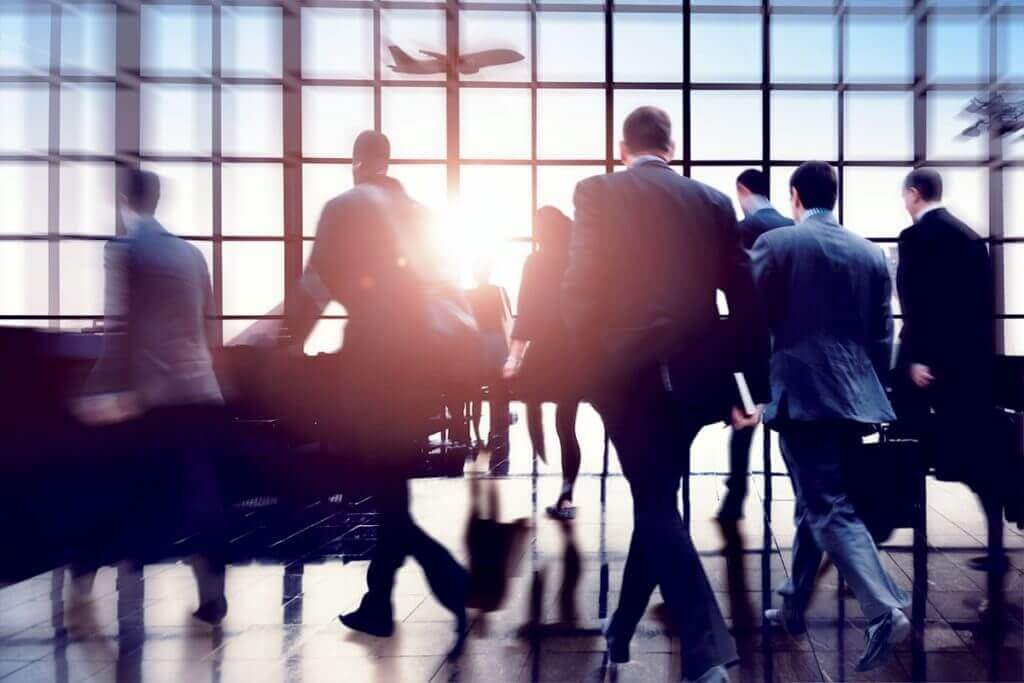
[844,430,926,543]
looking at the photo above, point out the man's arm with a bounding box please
[895,232,924,367]
[82,240,131,396]
[870,251,896,383]
[561,177,606,340]
[281,204,339,350]
[717,203,771,404]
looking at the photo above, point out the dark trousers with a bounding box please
[596,367,737,678]
[363,475,467,616]
[722,425,754,513]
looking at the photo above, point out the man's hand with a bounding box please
[731,404,763,430]
[909,363,935,389]
[502,357,522,380]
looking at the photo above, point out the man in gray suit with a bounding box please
[751,161,909,671]
[75,168,228,624]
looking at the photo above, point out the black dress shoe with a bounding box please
[966,554,1010,573]
[339,605,395,638]
[192,596,228,625]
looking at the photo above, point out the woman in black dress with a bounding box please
[503,206,582,520]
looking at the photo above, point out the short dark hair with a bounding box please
[736,169,769,197]
[789,161,837,211]
[122,167,160,214]
[623,106,672,154]
[353,130,391,173]
[903,168,943,202]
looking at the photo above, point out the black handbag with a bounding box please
[844,428,926,543]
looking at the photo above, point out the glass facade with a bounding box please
[0,0,1020,352]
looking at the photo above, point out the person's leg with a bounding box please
[606,524,657,651]
[780,424,908,621]
[555,401,582,503]
[719,426,754,520]
[525,401,547,463]
[469,399,482,444]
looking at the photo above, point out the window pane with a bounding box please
[928,17,988,83]
[140,84,213,156]
[140,4,212,76]
[1004,244,1024,315]
[60,240,106,316]
[489,242,532,316]
[223,242,284,316]
[936,167,989,235]
[381,10,447,82]
[769,165,800,217]
[222,164,282,237]
[305,319,347,356]
[302,87,374,158]
[60,84,116,156]
[302,8,372,80]
[460,89,531,160]
[460,11,531,83]
[691,91,762,161]
[143,162,213,236]
[389,164,448,215]
[59,163,116,236]
[613,90,683,160]
[771,92,838,160]
[842,167,912,239]
[536,165,605,217]
[1004,168,1024,237]
[845,16,912,84]
[0,85,49,154]
[690,14,761,84]
[0,241,48,315]
[459,166,532,241]
[61,4,116,76]
[999,15,1024,82]
[689,166,748,220]
[613,14,684,83]
[221,85,282,158]
[771,16,837,83]
[303,164,353,236]
[844,92,913,161]
[0,5,50,75]
[927,91,986,160]
[222,6,282,79]
[538,90,606,160]
[0,162,47,235]
[382,87,446,160]
[537,13,605,82]
[1005,320,1024,357]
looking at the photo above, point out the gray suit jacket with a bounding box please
[86,217,222,408]
[751,211,895,425]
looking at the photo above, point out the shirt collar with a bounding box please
[742,195,774,218]
[801,207,834,224]
[629,154,669,169]
[914,202,943,223]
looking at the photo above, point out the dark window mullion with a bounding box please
[47,3,62,328]
[211,1,224,345]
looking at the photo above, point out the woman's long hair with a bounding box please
[534,206,572,260]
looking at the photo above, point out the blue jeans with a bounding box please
[777,421,909,621]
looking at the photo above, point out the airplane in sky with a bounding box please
[387,46,524,76]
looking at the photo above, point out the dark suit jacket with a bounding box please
[896,207,994,393]
[738,207,794,250]
[751,212,896,425]
[562,158,770,422]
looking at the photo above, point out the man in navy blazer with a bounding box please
[718,169,794,521]
[751,162,909,672]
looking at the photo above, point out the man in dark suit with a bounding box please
[563,106,769,683]
[895,168,1001,572]
[282,131,469,656]
[718,169,794,521]
[751,162,909,672]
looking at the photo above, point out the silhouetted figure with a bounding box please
[562,106,770,683]
[719,170,793,522]
[73,168,228,625]
[751,162,910,672]
[465,261,513,464]
[504,206,583,520]
[895,169,1003,574]
[281,131,468,655]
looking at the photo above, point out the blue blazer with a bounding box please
[751,212,896,426]
[738,207,793,250]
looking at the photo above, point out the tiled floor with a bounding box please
[1,409,1022,682]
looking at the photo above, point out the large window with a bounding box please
[1,0,1020,353]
